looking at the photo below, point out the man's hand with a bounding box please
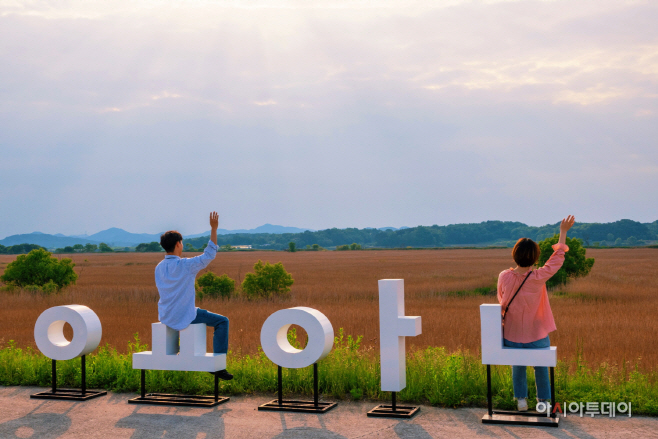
[558,215,575,245]
[210,211,219,230]
[209,211,219,245]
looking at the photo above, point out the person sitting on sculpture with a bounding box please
[497,215,575,411]
[156,211,233,380]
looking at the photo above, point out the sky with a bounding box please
[1,0,657,237]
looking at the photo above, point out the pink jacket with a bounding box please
[497,243,569,343]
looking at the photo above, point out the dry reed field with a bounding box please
[1,248,657,371]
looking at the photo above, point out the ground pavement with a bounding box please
[0,387,656,438]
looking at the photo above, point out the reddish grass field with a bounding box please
[1,248,657,370]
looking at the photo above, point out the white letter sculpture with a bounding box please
[260,307,333,369]
[34,305,102,361]
[379,279,421,391]
[132,323,226,372]
[480,304,556,367]
[130,323,230,407]
[368,279,422,418]
[258,307,337,413]
[32,305,106,401]
[480,304,558,427]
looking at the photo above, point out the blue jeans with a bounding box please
[190,308,229,354]
[503,335,551,400]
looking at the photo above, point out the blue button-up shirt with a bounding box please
[155,240,218,330]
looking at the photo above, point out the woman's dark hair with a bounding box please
[160,231,183,252]
[512,238,541,267]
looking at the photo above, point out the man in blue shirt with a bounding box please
[155,211,232,380]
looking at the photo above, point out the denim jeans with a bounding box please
[190,308,229,354]
[503,335,551,400]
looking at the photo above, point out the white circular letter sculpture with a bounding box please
[258,306,337,413]
[260,307,333,368]
[34,305,102,360]
[31,305,106,401]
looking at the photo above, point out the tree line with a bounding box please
[0,243,117,254]
[2,219,656,254]
[183,219,658,250]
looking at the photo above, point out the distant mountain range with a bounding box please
[0,224,323,248]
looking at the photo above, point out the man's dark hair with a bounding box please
[512,238,540,268]
[160,231,183,253]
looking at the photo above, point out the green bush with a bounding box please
[195,272,235,299]
[135,242,162,252]
[98,242,113,252]
[537,235,595,289]
[241,260,294,299]
[337,243,361,251]
[0,248,78,293]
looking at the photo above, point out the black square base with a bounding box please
[128,393,230,407]
[367,404,420,419]
[31,388,107,401]
[258,399,337,413]
[492,409,550,417]
[482,413,559,427]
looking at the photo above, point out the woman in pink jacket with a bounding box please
[497,215,575,411]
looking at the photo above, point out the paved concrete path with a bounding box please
[1,387,656,438]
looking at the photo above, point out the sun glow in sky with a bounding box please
[1,0,657,236]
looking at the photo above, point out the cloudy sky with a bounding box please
[1,0,657,237]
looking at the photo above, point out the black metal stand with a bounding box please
[31,356,107,401]
[367,391,420,418]
[258,363,337,413]
[481,365,559,427]
[128,370,230,407]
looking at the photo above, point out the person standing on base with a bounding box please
[156,211,233,380]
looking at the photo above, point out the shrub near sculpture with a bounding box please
[1,248,77,293]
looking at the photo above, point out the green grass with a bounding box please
[434,285,497,297]
[1,329,656,415]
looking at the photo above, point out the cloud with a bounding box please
[0,0,657,236]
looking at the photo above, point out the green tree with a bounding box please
[336,244,350,251]
[195,272,235,299]
[85,243,98,252]
[312,244,320,251]
[536,235,595,289]
[0,248,78,292]
[606,233,614,242]
[350,243,361,250]
[185,243,198,252]
[220,244,233,252]
[241,260,294,299]
[614,238,623,246]
[135,242,161,252]
[73,244,84,251]
[626,236,638,246]
[98,243,113,252]
[5,244,43,254]
[288,242,296,252]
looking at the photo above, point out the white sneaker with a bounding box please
[517,398,528,412]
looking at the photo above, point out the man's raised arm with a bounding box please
[184,211,219,274]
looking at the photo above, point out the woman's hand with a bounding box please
[559,215,575,245]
